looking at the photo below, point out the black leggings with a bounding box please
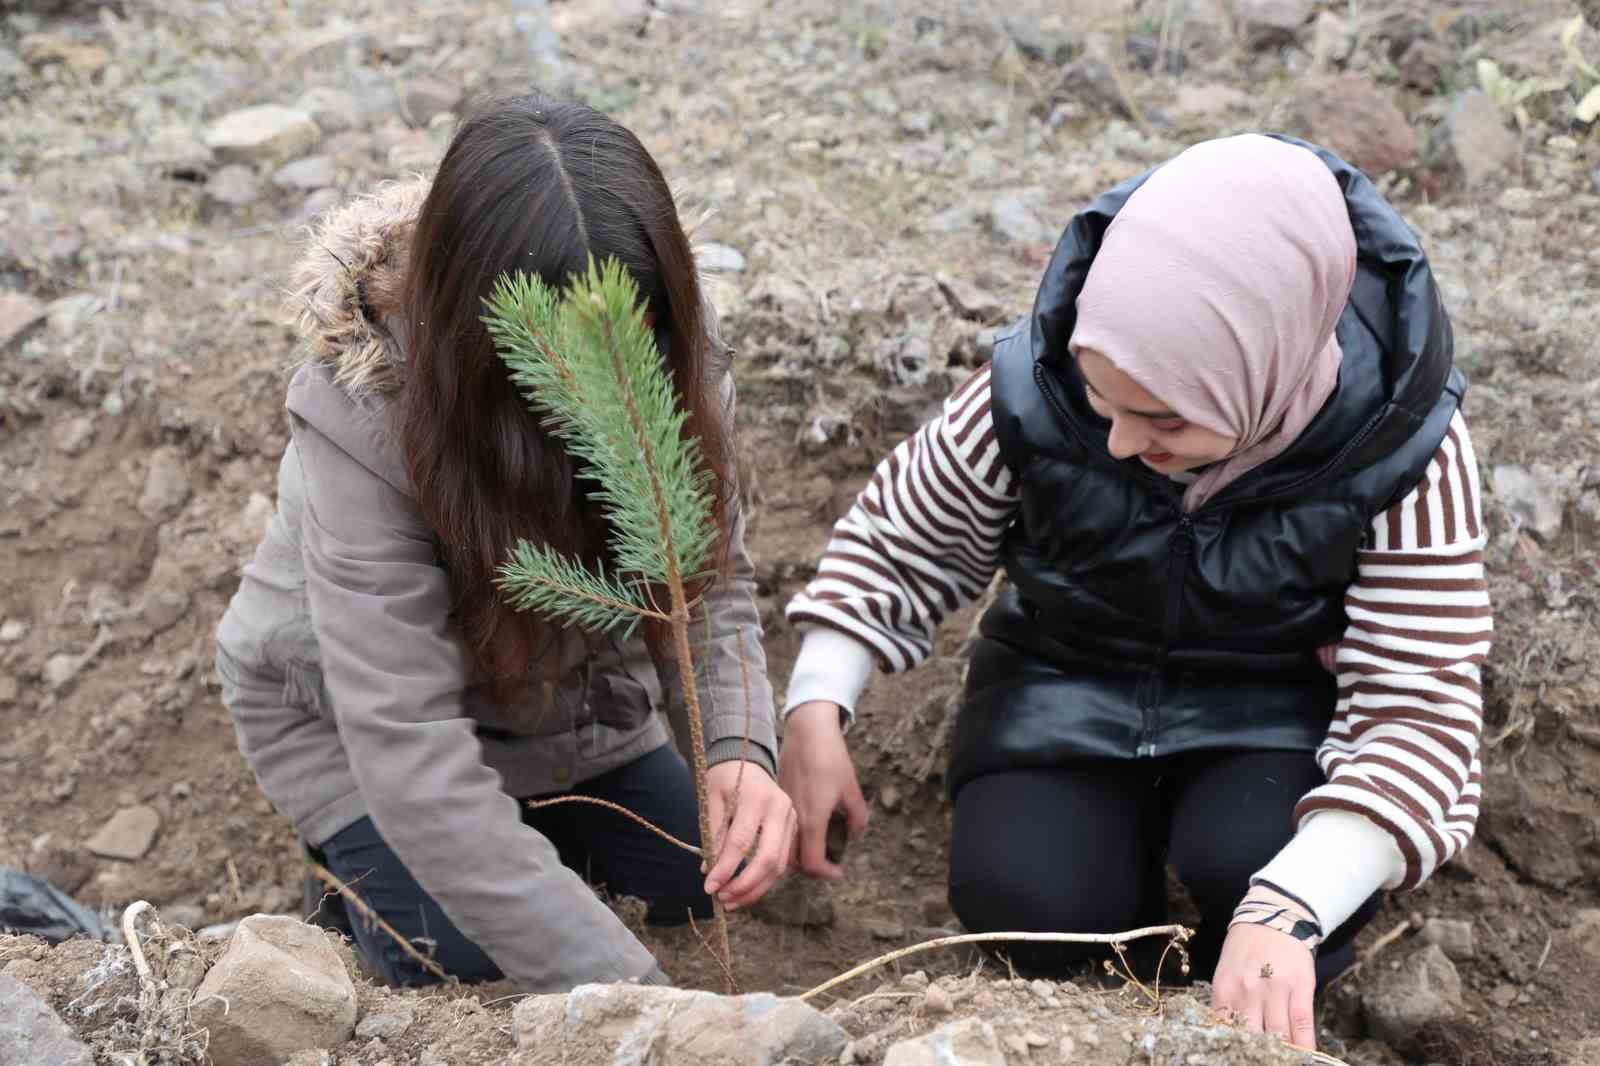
[314,743,710,986]
[948,750,1380,986]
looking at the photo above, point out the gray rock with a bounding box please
[987,197,1053,245]
[1447,91,1518,186]
[139,584,190,635]
[295,87,364,134]
[1493,463,1566,542]
[1361,944,1463,1048]
[405,76,462,125]
[0,620,29,643]
[85,804,162,860]
[0,974,94,1066]
[273,155,337,191]
[295,188,345,224]
[146,125,215,173]
[0,291,46,352]
[899,110,933,136]
[138,446,191,522]
[50,416,95,455]
[387,130,443,173]
[192,915,358,1066]
[884,1019,1005,1066]
[514,984,848,1066]
[1237,0,1314,47]
[696,242,747,273]
[1421,918,1476,960]
[922,983,954,1014]
[1002,16,1073,64]
[205,105,321,162]
[868,919,907,941]
[207,164,261,207]
[355,1008,415,1040]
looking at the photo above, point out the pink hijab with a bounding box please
[1069,135,1358,511]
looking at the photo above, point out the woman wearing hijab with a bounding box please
[779,135,1490,1049]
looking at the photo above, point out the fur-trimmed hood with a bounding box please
[289,176,430,398]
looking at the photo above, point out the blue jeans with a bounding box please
[314,743,710,986]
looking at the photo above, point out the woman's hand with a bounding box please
[702,761,796,911]
[777,700,869,880]
[1212,916,1318,1050]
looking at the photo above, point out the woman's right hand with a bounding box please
[778,700,869,880]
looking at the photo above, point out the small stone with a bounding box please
[1361,944,1463,1049]
[295,188,345,224]
[207,164,261,208]
[1493,464,1566,542]
[205,105,321,162]
[44,654,83,688]
[884,1019,1006,1066]
[923,983,954,1014]
[1023,1032,1049,1048]
[387,130,442,172]
[192,915,358,1066]
[696,242,747,273]
[1447,91,1519,187]
[85,804,162,860]
[405,76,462,125]
[1171,83,1251,126]
[0,974,94,1066]
[138,446,191,522]
[868,919,907,941]
[171,781,193,800]
[19,33,110,78]
[1397,38,1447,90]
[1002,1033,1031,1056]
[0,292,46,352]
[281,1052,332,1066]
[919,891,954,927]
[748,875,836,928]
[1237,0,1315,47]
[139,585,190,635]
[900,111,933,136]
[1490,982,1519,1008]
[295,87,364,134]
[272,155,337,191]
[50,416,95,455]
[1281,73,1417,175]
[355,1009,415,1040]
[988,196,1053,245]
[419,1051,448,1066]
[1309,11,1350,67]
[0,620,28,643]
[879,783,902,812]
[0,676,17,705]
[1421,918,1476,961]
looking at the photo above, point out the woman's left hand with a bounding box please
[702,761,797,911]
[1212,921,1318,1050]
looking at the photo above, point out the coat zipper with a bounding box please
[1031,362,1386,757]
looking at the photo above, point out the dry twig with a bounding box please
[524,795,703,857]
[309,863,455,983]
[1328,917,1413,988]
[800,924,1191,1002]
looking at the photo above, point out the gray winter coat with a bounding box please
[215,177,778,990]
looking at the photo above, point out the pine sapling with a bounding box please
[483,258,734,987]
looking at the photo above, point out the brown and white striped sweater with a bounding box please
[785,364,1490,933]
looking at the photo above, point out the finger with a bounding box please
[1289,979,1317,1050]
[797,803,843,881]
[843,776,870,837]
[1242,981,1266,1034]
[704,798,761,896]
[720,801,792,908]
[1263,984,1292,1044]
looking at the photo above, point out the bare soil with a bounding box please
[2,1,1598,1064]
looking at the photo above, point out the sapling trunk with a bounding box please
[484,260,735,989]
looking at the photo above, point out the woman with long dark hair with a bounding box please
[216,94,793,990]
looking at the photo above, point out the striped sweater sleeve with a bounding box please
[783,364,1018,715]
[1256,411,1490,931]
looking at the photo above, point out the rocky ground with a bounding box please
[1,0,1598,1063]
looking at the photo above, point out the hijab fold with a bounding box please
[1069,135,1358,511]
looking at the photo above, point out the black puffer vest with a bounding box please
[950,137,1464,796]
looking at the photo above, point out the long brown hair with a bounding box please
[399,93,731,690]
